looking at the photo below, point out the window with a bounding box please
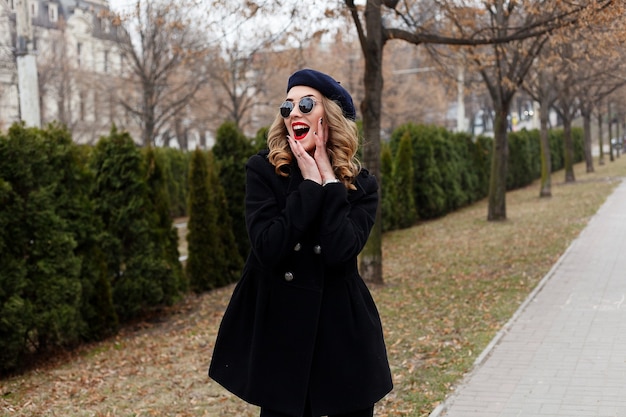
[77,42,82,67]
[29,1,38,16]
[48,3,58,22]
[79,90,86,121]
[92,90,99,122]
[103,50,109,73]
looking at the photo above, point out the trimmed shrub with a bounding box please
[90,127,180,321]
[390,124,447,219]
[507,129,539,190]
[452,132,484,204]
[430,129,466,211]
[154,147,190,218]
[472,135,493,198]
[549,129,564,171]
[212,121,254,260]
[41,127,116,342]
[252,126,269,153]
[394,131,417,228]
[380,141,398,232]
[186,148,217,291]
[186,149,242,291]
[0,174,29,372]
[145,147,187,295]
[0,123,84,371]
[572,127,585,163]
[206,151,243,284]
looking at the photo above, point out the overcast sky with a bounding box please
[105,0,356,54]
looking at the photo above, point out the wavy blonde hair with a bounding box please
[267,97,361,190]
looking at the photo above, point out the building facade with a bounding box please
[0,0,138,143]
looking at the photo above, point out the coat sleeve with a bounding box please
[245,154,325,267]
[318,171,378,266]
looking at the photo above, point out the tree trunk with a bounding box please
[539,101,552,197]
[616,116,622,158]
[358,0,384,285]
[562,116,576,183]
[143,86,155,147]
[582,110,594,173]
[487,106,509,221]
[608,101,615,162]
[598,112,605,165]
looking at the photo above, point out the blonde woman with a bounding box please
[209,69,392,417]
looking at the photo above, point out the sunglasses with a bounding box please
[279,96,318,118]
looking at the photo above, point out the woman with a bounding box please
[209,69,393,417]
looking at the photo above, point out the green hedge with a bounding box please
[0,118,584,372]
[0,124,108,371]
[382,125,584,231]
[185,149,242,292]
[0,124,195,373]
[154,147,190,219]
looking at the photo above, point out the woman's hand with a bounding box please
[312,118,335,183]
[288,118,335,185]
[288,134,322,184]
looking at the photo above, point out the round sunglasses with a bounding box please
[279,96,318,118]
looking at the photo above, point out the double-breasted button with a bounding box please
[313,245,322,255]
[294,243,302,251]
[284,272,294,282]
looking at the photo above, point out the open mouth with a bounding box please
[292,123,310,141]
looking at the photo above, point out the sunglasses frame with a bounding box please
[279,96,318,118]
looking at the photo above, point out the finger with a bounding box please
[286,135,299,157]
[287,135,307,159]
[318,118,328,144]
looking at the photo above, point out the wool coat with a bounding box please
[209,150,393,417]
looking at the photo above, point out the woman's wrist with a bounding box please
[322,178,340,186]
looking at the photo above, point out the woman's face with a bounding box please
[282,86,325,154]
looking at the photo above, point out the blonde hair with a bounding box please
[267,97,361,190]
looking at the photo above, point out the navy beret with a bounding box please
[287,69,356,121]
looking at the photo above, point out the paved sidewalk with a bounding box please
[431,180,626,417]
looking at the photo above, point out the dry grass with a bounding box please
[1,157,625,417]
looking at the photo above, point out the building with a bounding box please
[0,0,136,143]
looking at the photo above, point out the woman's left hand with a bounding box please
[312,118,335,182]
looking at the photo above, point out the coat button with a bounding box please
[294,243,302,251]
[313,245,322,255]
[284,272,294,282]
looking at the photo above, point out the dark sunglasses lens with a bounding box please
[280,101,294,118]
[299,97,315,114]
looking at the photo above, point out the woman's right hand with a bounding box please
[287,135,322,185]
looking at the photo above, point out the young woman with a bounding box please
[209,69,393,417]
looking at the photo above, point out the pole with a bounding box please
[456,65,466,133]
[14,0,41,128]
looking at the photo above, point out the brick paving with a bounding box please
[432,180,626,417]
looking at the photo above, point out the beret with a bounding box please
[287,69,356,121]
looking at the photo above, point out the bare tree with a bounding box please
[36,22,77,133]
[339,0,619,282]
[35,19,115,144]
[114,0,214,147]
[208,42,290,136]
[523,60,559,197]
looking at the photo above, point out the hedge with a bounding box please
[0,125,189,373]
[0,119,584,372]
[382,124,584,230]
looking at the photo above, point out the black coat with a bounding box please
[209,150,393,416]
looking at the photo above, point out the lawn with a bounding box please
[1,156,625,417]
